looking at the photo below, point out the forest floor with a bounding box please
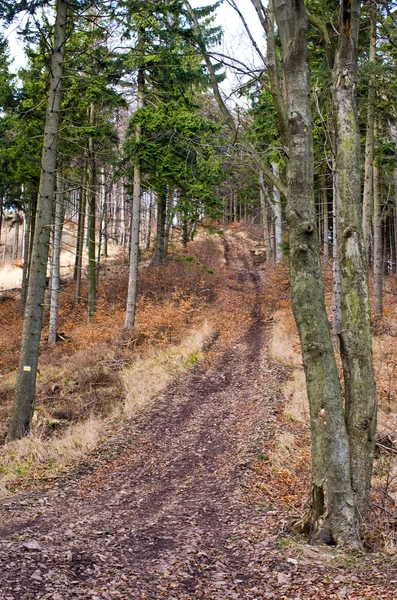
[1,229,397,599]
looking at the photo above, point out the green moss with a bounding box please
[186,351,202,367]
[347,290,359,322]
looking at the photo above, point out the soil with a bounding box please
[1,234,397,599]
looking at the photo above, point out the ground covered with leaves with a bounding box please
[1,229,397,599]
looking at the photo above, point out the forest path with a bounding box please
[0,232,290,599]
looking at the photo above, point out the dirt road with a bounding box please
[2,234,396,600]
[0,234,289,599]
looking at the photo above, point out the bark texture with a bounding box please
[332,0,377,520]
[362,6,376,252]
[125,62,144,329]
[273,0,355,544]
[373,162,383,316]
[48,173,65,344]
[87,103,96,321]
[7,0,68,441]
[74,171,86,305]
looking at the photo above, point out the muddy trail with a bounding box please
[1,234,397,600]
[0,235,286,599]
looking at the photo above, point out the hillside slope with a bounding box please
[1,232,397,599]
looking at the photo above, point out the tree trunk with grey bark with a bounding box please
[48,172,65,344]
[332,0,377,521]
[20,196,32,315]
[74,171,86,305]
[125,60,144,329]
[7,0,68,441]
[274,0,355,544]
[373,162,383,316]
[151,191,166,265]
[87,103,96,321]
[362,5,376,253]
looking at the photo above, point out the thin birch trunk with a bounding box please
[48,172,65,344]
[12,214,20,261]
[20,197,31,315]
[151,191,167,265]
[394,167,397,273]
[373,162,383,316]
[75,171,87,304]
[320,166,329,259]
[272,162,283,262]
[125,59,144,329]
[100,167,107,258]
[144,191,153,251]
[87,103,96,321]
[2,220,7,267]
[259,172,269,259]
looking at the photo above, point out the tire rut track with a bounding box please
[0,233,287,600]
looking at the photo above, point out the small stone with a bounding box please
[65,529,75,538]
[22,540,42,552]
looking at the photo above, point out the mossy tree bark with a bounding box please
[332,0,377,521]
[7,0,68,441]
[273,0,355,544]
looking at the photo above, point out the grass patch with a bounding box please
[122,321,212,417]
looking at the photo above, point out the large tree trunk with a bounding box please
[7,0,68,441]
[48,172,65,344]
[274,0,355,544]
[125,61,144,329]
[332,0,377,521]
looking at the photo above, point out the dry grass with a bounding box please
[0,230,226,495]
[122,320,213,416]
[265,308,311,511]
[0,417,103,496]
[282,370,309,424]
[0,319,213,497]
[269,308,301,367]
[267,290,397,549]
